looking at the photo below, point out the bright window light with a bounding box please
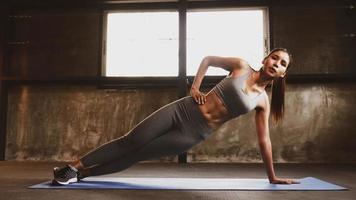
[105,12,179,77]
[187,9,266,76]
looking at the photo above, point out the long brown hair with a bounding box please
[266,48,293,124]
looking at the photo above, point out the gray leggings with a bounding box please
[80,96,213,176]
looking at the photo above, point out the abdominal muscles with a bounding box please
[197,90,231,129]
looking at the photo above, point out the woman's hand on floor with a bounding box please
[270,177,300,184]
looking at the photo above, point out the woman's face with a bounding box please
[262,51,290,78]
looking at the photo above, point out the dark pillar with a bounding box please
[178,0,187,163]
[0,2,8,160]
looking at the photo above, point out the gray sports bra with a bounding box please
[212,67,266,118]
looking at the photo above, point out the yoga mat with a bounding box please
[29,177,346,191]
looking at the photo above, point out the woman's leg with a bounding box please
[53,97,212,184]
[83,127,204,177]
[78,99,181,168]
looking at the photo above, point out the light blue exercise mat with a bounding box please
[29,177,347,191]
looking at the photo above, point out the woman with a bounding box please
[53,48,299,185]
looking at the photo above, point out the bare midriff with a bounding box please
[197,90,231,129]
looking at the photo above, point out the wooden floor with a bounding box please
[0,161,355,200]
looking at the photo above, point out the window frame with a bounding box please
[102,9,180,77]
[100,1,270,89]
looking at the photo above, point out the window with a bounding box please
[104,11,179,77]
[187,9,267,76]
[104,8,267,77]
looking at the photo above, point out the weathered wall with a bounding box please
[6,9,100,77]
[6,86,178,161]
[272,1,355,74]
[191,84,356,163]
[6,84,356,162]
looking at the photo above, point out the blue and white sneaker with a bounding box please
[52,165,78,185]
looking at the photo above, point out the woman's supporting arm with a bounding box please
[255,101,276,182]
[255,95,299,184]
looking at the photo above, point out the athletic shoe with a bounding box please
[52,165,78,185]
[52,167,64,185]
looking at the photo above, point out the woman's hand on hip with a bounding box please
[190,87,206,105]
[270,177,300,184]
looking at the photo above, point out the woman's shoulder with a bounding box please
[229,62,254,77]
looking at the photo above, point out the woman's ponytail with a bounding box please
[267,48,292,124]
[271,76,286,123]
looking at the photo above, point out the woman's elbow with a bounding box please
[203,56,212,63]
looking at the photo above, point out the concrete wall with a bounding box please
[6,9,100,77]
[6,86,178,161]
[191,84,356,163]
[5,83,356,163]
[272,1,355,75]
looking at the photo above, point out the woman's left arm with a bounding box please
[255,95,299,184]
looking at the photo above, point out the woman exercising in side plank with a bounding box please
[52,48,299,185]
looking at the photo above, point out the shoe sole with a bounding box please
[52,177,78,185]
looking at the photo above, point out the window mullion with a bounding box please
[178,0,187,96]
[178,0,188,164]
